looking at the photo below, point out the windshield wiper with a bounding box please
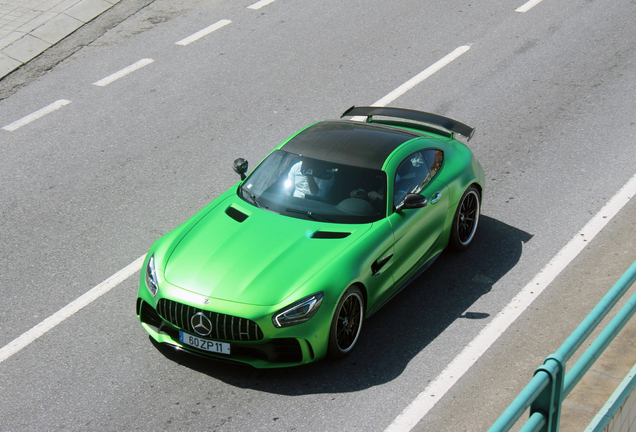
[242,189,268,210]
[285,208,335,223]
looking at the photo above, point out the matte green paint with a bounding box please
[137,118,484,368]
[164,195,372,306]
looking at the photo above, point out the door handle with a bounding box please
[372,253,394,277]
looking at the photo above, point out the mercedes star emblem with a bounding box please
[191,312,213,336]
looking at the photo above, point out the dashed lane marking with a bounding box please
[350,45,471,121]
[516,0,544,13]
[175,19,232,46]
[2,99,71,131]
[248,0,276,10]
[93,58,154,87]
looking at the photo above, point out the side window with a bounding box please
[393,149,444,207]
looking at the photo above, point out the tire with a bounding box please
[449,185,481,252]
[327,286,364,359]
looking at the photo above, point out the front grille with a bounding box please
[156,299,264,342]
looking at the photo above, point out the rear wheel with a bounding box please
[328,286,364,359]
[449,185,480,251]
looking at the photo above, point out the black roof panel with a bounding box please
[282,121,418,169]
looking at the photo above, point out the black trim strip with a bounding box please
[341,106,475,141]
[311,231,351,239]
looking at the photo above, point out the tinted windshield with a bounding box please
[239,150,387,223]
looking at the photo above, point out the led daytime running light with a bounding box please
[145,254,159,296]
[273,292,324,328]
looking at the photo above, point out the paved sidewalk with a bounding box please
[0,0,120,79]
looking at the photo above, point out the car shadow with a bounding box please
[152,214,532,394]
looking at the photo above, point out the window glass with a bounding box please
[393,150,444,207]
[239,150,387,224]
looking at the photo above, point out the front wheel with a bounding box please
[327,286,364,359]
[449,185,481,251]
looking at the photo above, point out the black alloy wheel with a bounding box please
[328,286,364,359]
[450,185,480,251]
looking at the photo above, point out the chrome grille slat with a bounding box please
[174,302,179,328]
[156,299,263,341]
[180,304,185,329]
[238,320,250,339]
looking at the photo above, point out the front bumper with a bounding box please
[137,298,324,367]
[136,249,336,368]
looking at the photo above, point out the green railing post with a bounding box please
[489,260,636,431]
[530,354,565,432]
[489,374,550,431]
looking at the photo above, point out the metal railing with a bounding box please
[489,259,636,432]
[586,361,636,431]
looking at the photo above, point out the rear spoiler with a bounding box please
[341,106,475,141]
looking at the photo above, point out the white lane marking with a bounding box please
[2,100,71,131]
[93,58,154,87]
[247,0,276,10]
[385,171,636,432]
[0,255,145,364]
[350,45,471,121]
[374,45,471,107]
[175,19,232,46]
[516,0,544,13]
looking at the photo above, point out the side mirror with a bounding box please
[233,158,248,180]
[396,193,427,212]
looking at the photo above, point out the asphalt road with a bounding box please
[1,0,635,430]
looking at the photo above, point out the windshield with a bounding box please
[239,150,387,223]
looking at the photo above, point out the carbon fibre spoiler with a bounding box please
[341,106,475,141]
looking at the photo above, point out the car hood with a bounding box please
[164,196,369,306]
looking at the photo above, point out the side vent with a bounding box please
[311,231,351,239]
[226,206,249,223]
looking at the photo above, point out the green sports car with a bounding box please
[136,106,484,368]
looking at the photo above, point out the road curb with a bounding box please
[0,0,121,80]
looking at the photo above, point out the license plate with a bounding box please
[179,332,230,355]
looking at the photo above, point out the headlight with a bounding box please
[145,254,159,296]
[272,292,324,328]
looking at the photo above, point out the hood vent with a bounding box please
[311,231,351,239]
[226,206,249,223]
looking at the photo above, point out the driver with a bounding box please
[350,174,386,202]
[287,158,336,199]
